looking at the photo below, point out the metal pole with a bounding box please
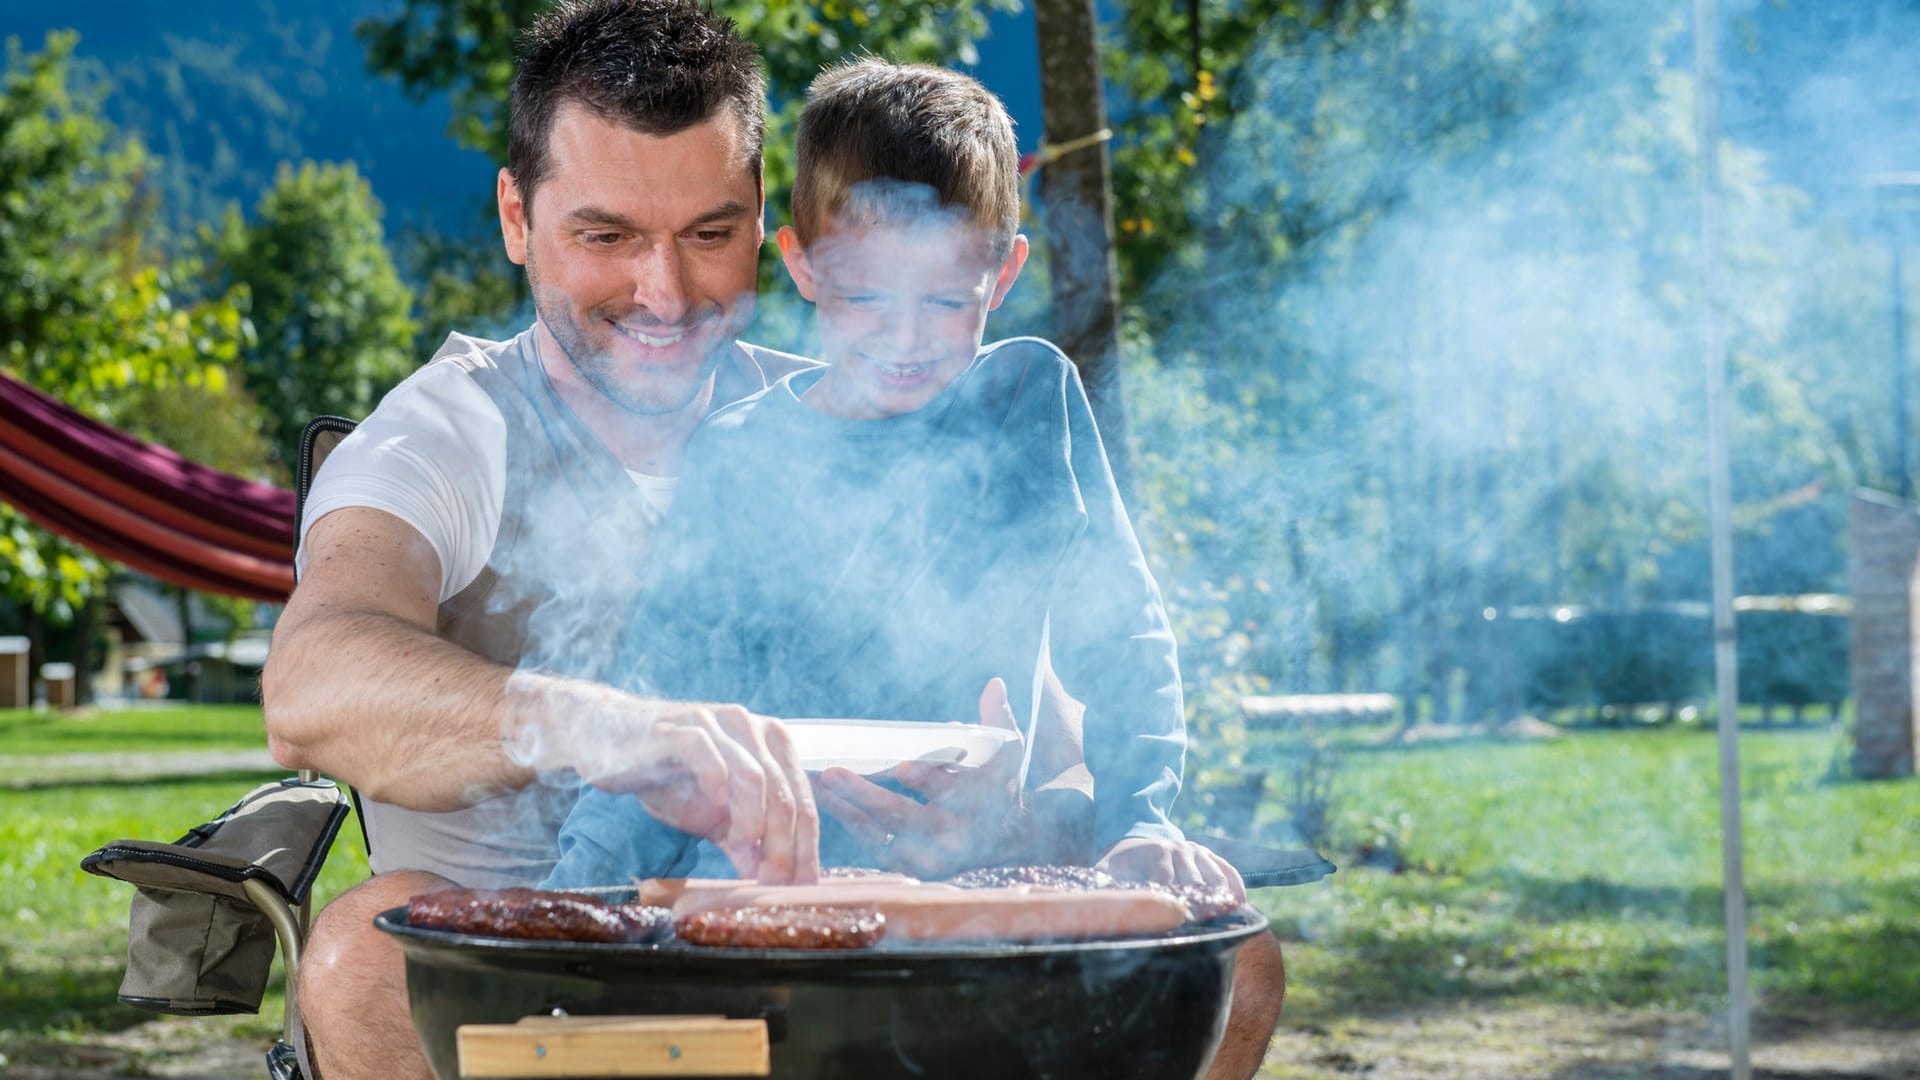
[1897,244,1911,501]
[1691,2,1751,1078]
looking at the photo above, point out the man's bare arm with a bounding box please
[262,506,822,879]
[261,507,527,809]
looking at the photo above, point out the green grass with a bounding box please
[1255,725,1920,1023]
[0,705,271,756]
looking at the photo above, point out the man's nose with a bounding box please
[628,242,691,325]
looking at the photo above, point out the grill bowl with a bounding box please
[377,900,1268,1080]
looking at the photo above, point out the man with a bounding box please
[261,3,1282,1079]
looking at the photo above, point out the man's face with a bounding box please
[778,220,1027,420]
[499,104,764,417]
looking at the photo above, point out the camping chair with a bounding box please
[82,416,360,1080]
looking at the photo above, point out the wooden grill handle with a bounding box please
[457,1014,770,1077]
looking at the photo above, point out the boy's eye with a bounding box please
[928,297,971,312]
[843,294,885,308]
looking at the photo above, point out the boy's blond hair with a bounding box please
[791,57,1021,259]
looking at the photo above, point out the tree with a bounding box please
[1033,0,1134,501]
[0,32,253,703]
[213,161,416,464]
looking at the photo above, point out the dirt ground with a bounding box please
[1264,1004,1920,1079]
[5,1004,1916,1080]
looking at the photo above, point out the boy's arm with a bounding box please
[1043,361,1188,854]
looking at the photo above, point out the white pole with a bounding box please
[1691,1,1752,1077]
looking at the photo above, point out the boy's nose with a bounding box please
[627,242,691,325]
[884,308,928,354]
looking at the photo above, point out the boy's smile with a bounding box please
[778,220,1028,420]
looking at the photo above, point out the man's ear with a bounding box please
[986,234,1030,311]
[498,168,530,267]
[776,226,818,302]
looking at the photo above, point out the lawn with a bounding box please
[0,707,1913,1072]
[0,705,271,756]
[1253,723,1920,1027]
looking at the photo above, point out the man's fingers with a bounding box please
[640,721,732,839]
[759,717,821,883]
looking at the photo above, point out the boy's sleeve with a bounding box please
[1041,359,1187,853]
[542,786,699,890]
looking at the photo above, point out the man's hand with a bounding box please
[813,677,1026,879]
[505,674,820,883]
[1096,837,1248,905]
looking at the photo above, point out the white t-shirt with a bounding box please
[297,357,678,602]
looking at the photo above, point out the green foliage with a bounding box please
[213,161,417,463]
[0,32,257,623]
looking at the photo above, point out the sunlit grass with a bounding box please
[0,705,270,756]
[1259,727,1920,1024]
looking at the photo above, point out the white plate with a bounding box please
[779,718,1018,774]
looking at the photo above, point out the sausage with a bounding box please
[670,883,1190,942]
[636,871,920,909]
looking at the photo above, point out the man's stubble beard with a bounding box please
[525,246,733,418]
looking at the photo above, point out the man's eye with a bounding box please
[689,228,732,244]
[584,232,626,247]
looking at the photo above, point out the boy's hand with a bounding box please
[1096,837,1247,905]
[814,677,1028,878]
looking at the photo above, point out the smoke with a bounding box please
[1111,0,1911,753]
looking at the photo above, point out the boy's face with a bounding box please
[778,219,1027,420]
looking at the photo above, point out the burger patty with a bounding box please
[407,887,673,944]
[674,904,887,949]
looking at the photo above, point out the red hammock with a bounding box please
[0,372,296,603]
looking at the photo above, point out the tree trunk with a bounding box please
[23,605,43,707]
[72,589,97,706]
[1033,0,1135,505]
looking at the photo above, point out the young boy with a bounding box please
[545,59,1232,894]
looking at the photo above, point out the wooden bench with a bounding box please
[1240,693,1399,728]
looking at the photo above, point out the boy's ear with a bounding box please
[986,234,1030,311]
[776,226,818,302]
[498,168,529,267]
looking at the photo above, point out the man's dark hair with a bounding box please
[791,58,1021,259]
[508,0,765,217]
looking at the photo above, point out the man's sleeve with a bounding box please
[1043,360,1187,852]
[296,362,508,603]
